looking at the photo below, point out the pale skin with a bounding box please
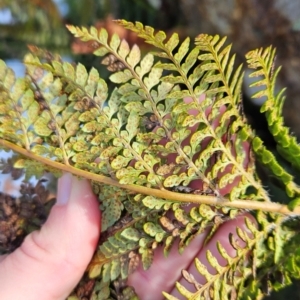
[0,172,253,300]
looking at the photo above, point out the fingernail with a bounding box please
[56,172,72,206]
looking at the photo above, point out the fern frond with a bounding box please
[252,136,300,199]
[246,47,300,171]
[164,226,257,299]
[246,47,300,208]
[88,193,242,290]
[165,213,298,300]
[0,60,35,149]
[23,52,108,164]
[115,20,269,202]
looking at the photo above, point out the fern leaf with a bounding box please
[166,215,286,300]
[0,60,34,149]
[246,47,300,172]
[116,20,269,203]
[246,46,300,208]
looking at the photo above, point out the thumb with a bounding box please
[0,173,101,300]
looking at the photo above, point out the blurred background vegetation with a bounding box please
[0,0,300,298]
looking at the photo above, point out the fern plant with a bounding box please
[1,20,300,300]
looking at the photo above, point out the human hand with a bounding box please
[0,97,254,300]
[0,172,101,300]
[0,172,253,300]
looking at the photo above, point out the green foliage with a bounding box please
[1,21,300,299]
[246,47,300,201]
[0,0,69,52]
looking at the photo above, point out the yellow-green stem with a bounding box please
[1,138,299,216]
